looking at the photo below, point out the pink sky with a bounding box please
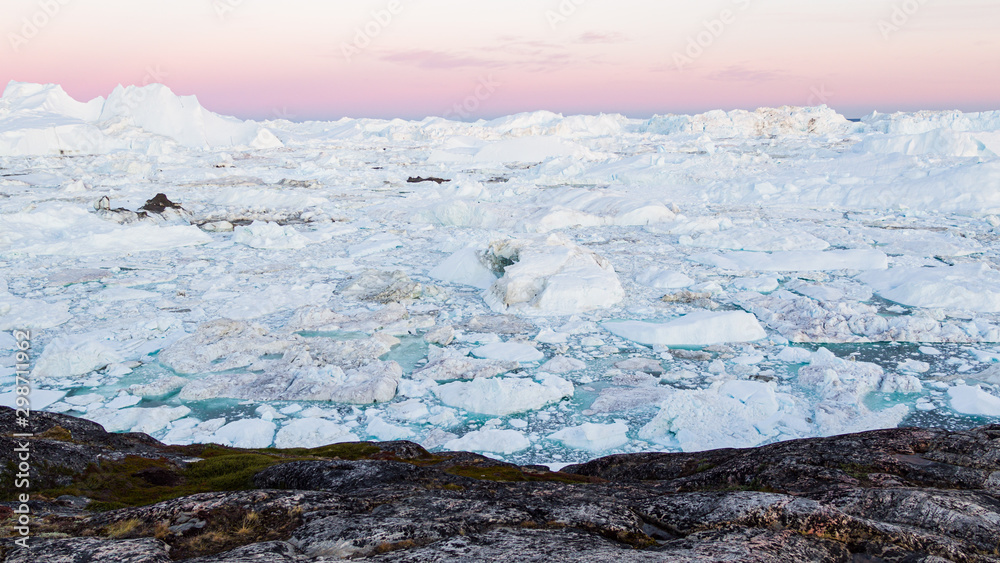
[3,0,999,119]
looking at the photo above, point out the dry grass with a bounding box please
[236,511,260,535]
[153,521,170,540]
[104,518,143,539]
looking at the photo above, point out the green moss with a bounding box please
[37,426,74,442]
[26,436,592,512]
[694,461,716,474]
[185,454,280,490]
[33,453,286,511]
[840,463,877,484]
[280,443,381,460]
[446,465,529,482]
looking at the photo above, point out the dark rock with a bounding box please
[562,425,1000,494]
[0,407,188,492]
[253,459,451,493]
[5,407,1000,562]
[139,193,182,213]
[1,537,171,563]
[54,495,91,509]
[407,176,450,184]
[92,193,190,225]
[183,541,302,562]
[168,519,207,535]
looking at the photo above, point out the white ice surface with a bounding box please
[604,311,767,346]
[5,83,1000,466]
[948,385,1000,416]
[860,264,1000,313]
[433,375,574,416]
[444,428,531,454]
[547,422,629,452]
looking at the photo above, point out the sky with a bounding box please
[3,0,999,120]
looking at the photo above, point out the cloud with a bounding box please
[576,31,629,44]
[380,40,602,73]
[380,50,506,70]
[706,64,788,83]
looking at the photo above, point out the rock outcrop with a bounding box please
[1,406,999,561]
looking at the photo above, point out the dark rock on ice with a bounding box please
[139,193,182,213]
[406,176,450,184]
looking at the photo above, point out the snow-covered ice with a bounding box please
[5,81,1000,465]
[604,311,767,346]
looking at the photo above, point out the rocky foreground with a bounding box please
[1,407,999,562]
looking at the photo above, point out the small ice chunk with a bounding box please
[366,416,414,441]
[859,263,1000,313]
[86,405,190,434]
[614,357,665,374]
[919,346,941,356]
[428,246,498,290]
[274,418,359,448]
[424,326,455,346]
[348,233,403,257]
[636,270,693,289]
[65,393,103,406]
[948,385,1000,416]
[233,221,309,250]
[0,388,66,410]
[104,393,141,410]
[434,375,574,416]
[472,342,544,363]
[128,376,188,397]
[255,404,286,421]
[444,429,530,454]
[539,355,586,374]
[33,333,124,379]
[483,234,625,316]
[547,422,629,452]
[898,359,931,373]
[212,419,276,449]
[535,329,569,344]
[387,399,430,421]
[732,276,778,293]
[604,311,767,347]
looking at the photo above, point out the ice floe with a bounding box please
[603,311,767,347]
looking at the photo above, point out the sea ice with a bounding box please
[603,311,767,346]
[471,342,544,363]
[274,418,359,449]
[32,333,124,379]
[428,246,498,290]
[212,419,276,449]
[948,385,1000,416]
[693,249,889,272]
[232,221,310,250]
[859,264,1000,313]
[639,380,798,452]
[433,375,574,416]
[482,234,625,316]
[547,422,629,452]
[444,428,531,454]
